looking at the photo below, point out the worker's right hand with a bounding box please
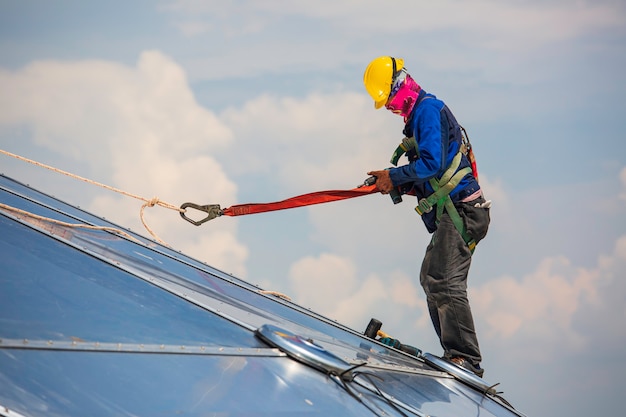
[367,169,394,194]
[379,337,402,349]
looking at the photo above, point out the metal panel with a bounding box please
[0,349,380,417]
[0,174,526,417]
[0,215,262,347]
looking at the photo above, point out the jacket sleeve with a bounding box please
[389,103,446,186]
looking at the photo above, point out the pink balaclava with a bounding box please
[385,70,421,120]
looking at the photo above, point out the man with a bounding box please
[363,56,491,377]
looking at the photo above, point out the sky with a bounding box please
[1,1,625,415]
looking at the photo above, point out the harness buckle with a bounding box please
[415,198,433,215]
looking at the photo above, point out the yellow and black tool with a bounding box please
[363,318,422,357]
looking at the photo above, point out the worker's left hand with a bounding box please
[367,170,394,194]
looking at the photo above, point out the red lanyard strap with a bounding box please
[180,184,378,226]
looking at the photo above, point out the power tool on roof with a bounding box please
[363,318,422,357]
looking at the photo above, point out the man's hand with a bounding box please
[367,170,394,194]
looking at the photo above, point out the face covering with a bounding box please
[385,72,421,119]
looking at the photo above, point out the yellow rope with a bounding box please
[1,148,182,245]
[259,290,292,301]
[1,149,297,301]
[0,202,140,243]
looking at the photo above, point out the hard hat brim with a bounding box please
[374,99,386,109]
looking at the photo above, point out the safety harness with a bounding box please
[390,128,478,253]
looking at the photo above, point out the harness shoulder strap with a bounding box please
[414,152,469,215]
[414,151,476,253]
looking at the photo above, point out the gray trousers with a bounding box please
[419,196,490,366]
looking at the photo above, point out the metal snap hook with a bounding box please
[179,203,223,226]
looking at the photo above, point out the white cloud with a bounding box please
[471,234,626,362]
[619,166,626,202]
[0,51,247,275]
[288,253,358,310]
[219,91,395,192]
[164,1,625,60]
[174,20,212,37]
[288,252,428,335]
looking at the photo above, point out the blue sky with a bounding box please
[1,1,625,416]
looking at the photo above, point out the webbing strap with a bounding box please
[413,151,476,253]
[424,166,471,214]
[415,152,469,215]
[444,196,476,253]
[221,185,378,217]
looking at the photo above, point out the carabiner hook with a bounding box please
[179,203,223,226]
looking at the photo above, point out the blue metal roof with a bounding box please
[0,173,526,417]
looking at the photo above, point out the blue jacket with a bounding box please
[388,90,480,233]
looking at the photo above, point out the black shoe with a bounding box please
[449,357,484,378]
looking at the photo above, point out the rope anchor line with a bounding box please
[2,147,380,238]
[1,148,182,246]
[1,148,301,303]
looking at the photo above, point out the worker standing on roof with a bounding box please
[363,56,491,377]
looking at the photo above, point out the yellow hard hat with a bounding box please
[363,56,404,109]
